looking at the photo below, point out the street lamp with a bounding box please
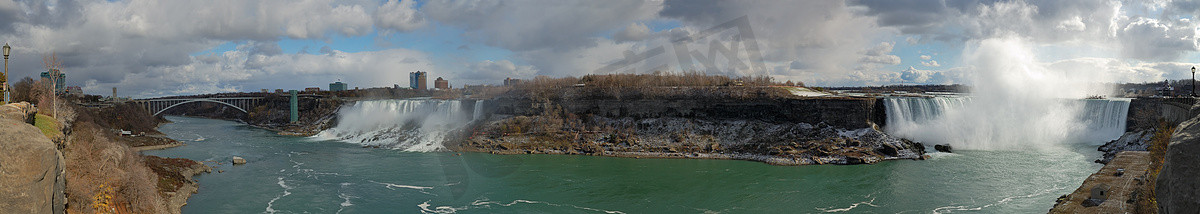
[1192,66,1196,97]
[2,43,9,105]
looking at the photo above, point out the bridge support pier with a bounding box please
[289,90,298,123]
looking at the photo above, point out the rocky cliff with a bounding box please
[492,96,885,129]
[463,94,922,165]
[0,103,65,214]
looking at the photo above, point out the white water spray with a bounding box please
[884,38,1123,150]
[313,99,487,151]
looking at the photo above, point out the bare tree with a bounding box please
[43,52,62,117]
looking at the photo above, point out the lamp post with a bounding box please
[2,43,9,105]
[1192,66,1196,97]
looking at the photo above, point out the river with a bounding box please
[143,116,1103,213]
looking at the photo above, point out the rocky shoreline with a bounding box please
[144,156,211,214]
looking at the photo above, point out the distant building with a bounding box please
[66,86,82,96]
[393,84,400,89]
[410,71,427,90]
[305,87,321,93]
[261,89,269,93]
[275,89,285,94]
[1158,81,1175,97]
[40,69,66,94]
[464,84,489,91]
[330,81,348,92]
[504,77,521,86]
[434,77,450,90]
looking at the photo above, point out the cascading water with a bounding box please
[313,99,487,152]
[884,96,971,128]
[884,97,1130,148]
[881,38,1126,150]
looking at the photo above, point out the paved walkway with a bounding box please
[1050,151,1151,213]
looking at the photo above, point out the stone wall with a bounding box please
[0,103,65,214]
[1127,98,1197,132]
[490,97,883,129]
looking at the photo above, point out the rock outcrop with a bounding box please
[1157,110,1200,213]
[462,116,926,166]
[0,102,36,124]
[1096,130,1153,164]
[0,117,65,213]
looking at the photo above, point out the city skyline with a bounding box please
[0,0,1198,98]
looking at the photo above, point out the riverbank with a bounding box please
[1050,151,1153,213]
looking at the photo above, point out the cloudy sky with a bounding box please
[0,0,1198,98]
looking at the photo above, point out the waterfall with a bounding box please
[313,99,479,152]
[473,100,486,121]
[1076,98,1131,141]
[884,96,1130,149]
[884,96,971,129]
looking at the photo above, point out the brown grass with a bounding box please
[64,122,165,213]
[1135,121,1172,213]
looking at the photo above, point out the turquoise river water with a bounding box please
[145,116,1103,213]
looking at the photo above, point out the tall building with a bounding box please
[40,69,65,94]
[434,77,449,90]
[409,71,427,90]
[504,77,521,86]
[330,81,348,91]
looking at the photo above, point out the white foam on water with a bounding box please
[264,177,293,214]
[336,183,357,214]
[931,184,1064,214]
[816,193,878,212]
[417,198,625,214]
[369,180,434,190]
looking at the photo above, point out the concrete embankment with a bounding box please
[1050,151,1152,213]
[0,102,65,213]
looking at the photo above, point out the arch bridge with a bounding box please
[136,97,264,116]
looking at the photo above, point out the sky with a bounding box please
[0,0,1199,98]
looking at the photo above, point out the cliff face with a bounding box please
[492,96,884,129]
[0,103,65,214]
[465,96,920,165]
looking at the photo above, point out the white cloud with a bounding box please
[1117,17,1200,61]
[375,0,426,32]
[460,60,538,82]
[614,22,651,42]
[423,0,662,51]
[921,60,941,67]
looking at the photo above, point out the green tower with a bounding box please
[289,90,298,123]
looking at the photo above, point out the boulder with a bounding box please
[1158,111,1200,213]
[0,118,65,213]
[0,102,37,124]
[934,144,952,153]
[232,157,247,165]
